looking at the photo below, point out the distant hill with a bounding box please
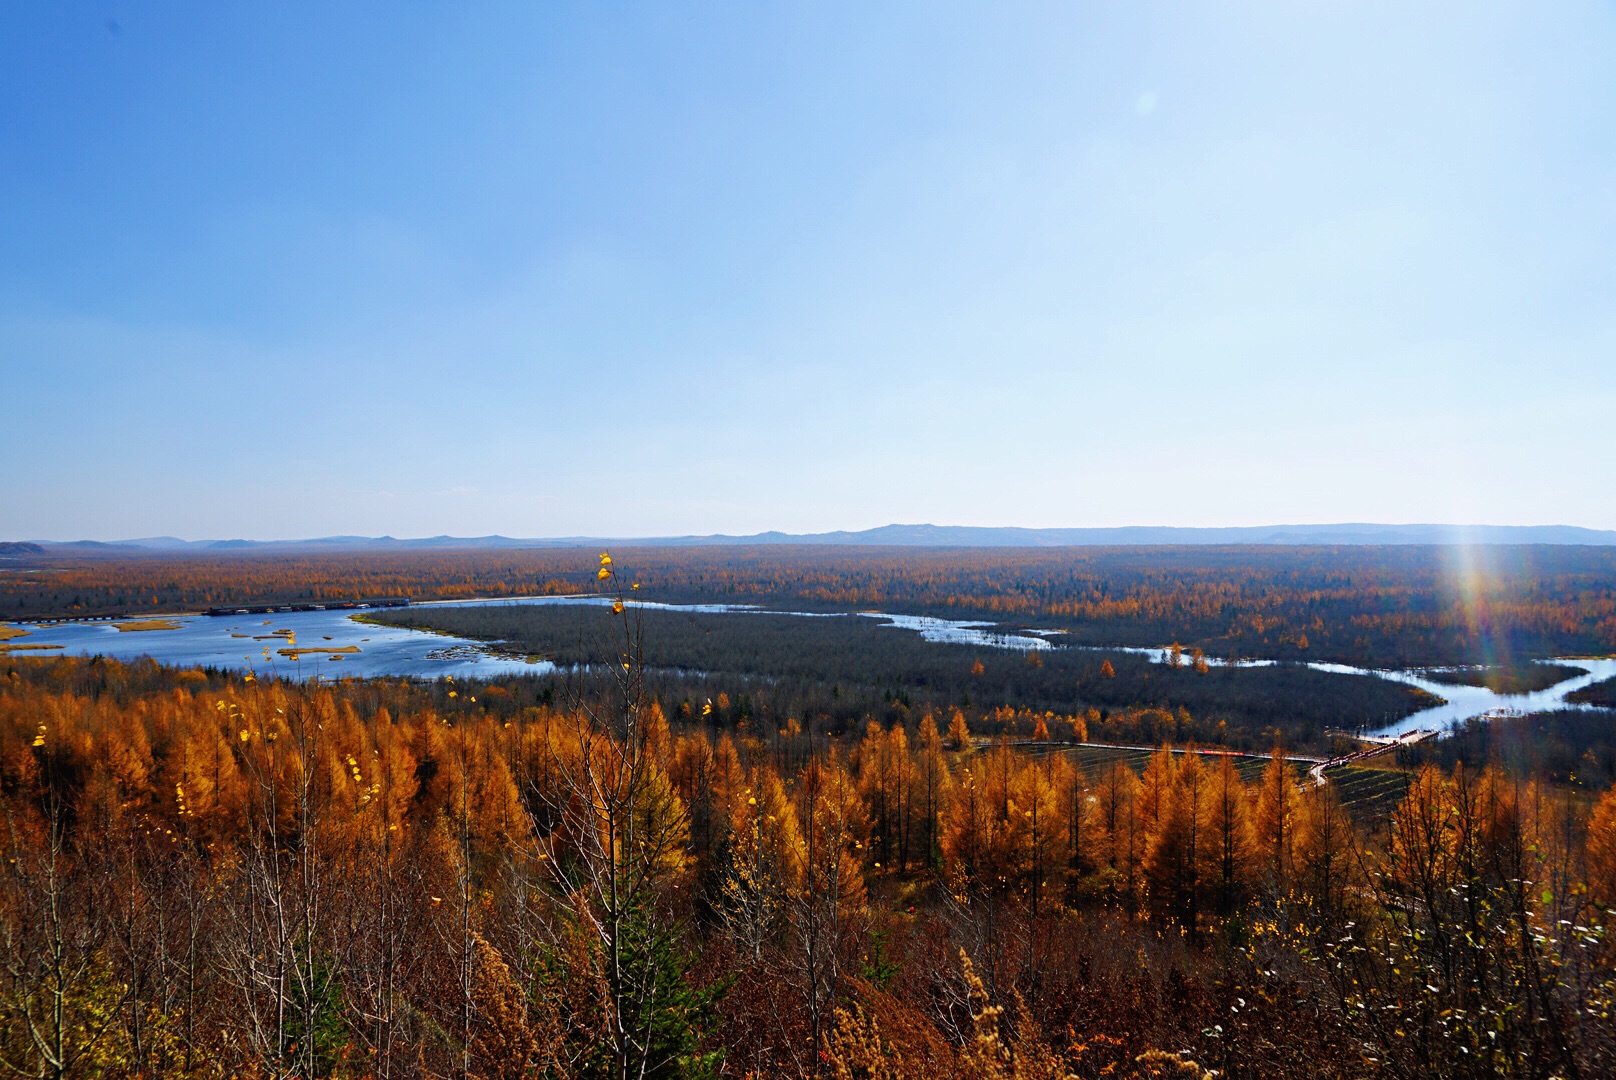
[0,542,46,558]
[19,522,1616,553]
[644,523,1616,547]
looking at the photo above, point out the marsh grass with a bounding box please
[1416,662,1585,694]
[276,645,361,659]
[367,602,1434,751]
[1566,675,1616,708]
[112,619,184,632]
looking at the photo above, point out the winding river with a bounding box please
[6,596,1612,738]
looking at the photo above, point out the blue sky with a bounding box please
[3,2,1614,540]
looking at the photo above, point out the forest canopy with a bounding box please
[363,601,1435,752]
[2,649,1614,1078]
[3,540,1616,1078]
[5,543,1616,666]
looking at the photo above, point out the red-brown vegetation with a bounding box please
[1,645,1613,1077]
[6,544,1615,665]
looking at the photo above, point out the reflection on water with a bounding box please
[1327,659,1616,738]
[8,597,1612,739]
[1073,647,1616,738]
[856,612,1052,650]
[8,606,551,681]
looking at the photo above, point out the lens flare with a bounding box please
[1448,531,1501,670]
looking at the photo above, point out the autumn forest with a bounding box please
[6,545,1616,666]
[13,0,1616,1076]
[2,548,1616,1078]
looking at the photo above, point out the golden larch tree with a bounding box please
[1253,749,1305,895]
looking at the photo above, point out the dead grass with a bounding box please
[0,625,29,642]
[113,619,184,632]
[0,643,65,654]
[276,646,361,659]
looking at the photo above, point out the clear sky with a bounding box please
[3,2,1614,540]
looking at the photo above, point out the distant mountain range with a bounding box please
[12,523,1616,554]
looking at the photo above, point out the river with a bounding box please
[5,596,1612,738]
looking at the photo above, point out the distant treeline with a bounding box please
[1398,709,1616,789]
[4,544,1616,665]
[1416,662,1586,694]
[364,603,1434,752]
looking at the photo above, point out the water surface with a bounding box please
[8,597,1611,738]
[7,605,550,681]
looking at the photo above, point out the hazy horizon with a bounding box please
[13,520,1616,548]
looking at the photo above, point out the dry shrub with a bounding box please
[467,934,535,1080]
[825,951,1215,1080]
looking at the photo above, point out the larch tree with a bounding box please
[1136,746,1178,849]
[1253,749,1305,896]
[1385,764,1456,916]
[1048,751,1089,890]
[1296,782,1358,927]
[721,766,802,963]
[942,764,990,893]
[1091,761,1143,906]
[531,554,698,1080]
[668,731,719,872]
[788,753,867,1068]
[1203,754,1254,918]
[884,724,916,873]
[1012,754,1064,917]
[1584,782,1616,910]
[857,721,899,872]
[913,713,952,874]
[1146,750,1207,932]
